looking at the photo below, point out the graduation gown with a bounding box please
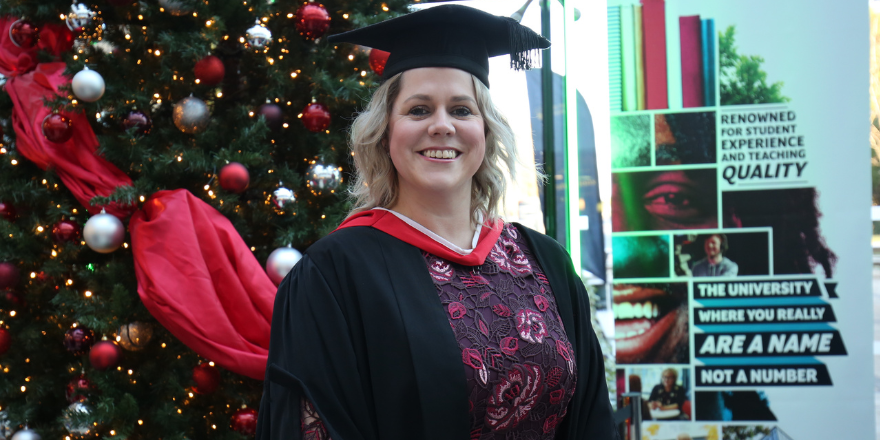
[255,223,618,439]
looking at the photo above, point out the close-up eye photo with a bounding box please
[612,169,717,231]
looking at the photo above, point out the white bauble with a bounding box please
[83,211,125,253]
[10,429,41,440]
[62,402,90,436]
[71,67,105,102]
[266,246,302,285]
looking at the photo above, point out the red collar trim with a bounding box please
[334,209,502,266]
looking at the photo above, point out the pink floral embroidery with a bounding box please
[428,259,454,283]
[534,295,549,312]
[489,235,532,276]
[479,320,489,336]
[463,348,488,384]
[448,302,466,319]
[557,340,575,374]
[549,389,564,405]
[500,337,519,355]
[492,304,512,317]
[486,363,544,430]
[542,414,559,434]
[516,309,547,344]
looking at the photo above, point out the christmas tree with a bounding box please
[0,0,409,438]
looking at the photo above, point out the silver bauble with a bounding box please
[65,3,96,31]
[272,186,296,209]
[83,211,125,253]
[71,67,105,102]
[62,402,90,436]
[173,96,210,134]
[246,22,272,48]
[306,163,341,195]
[158,0,191,16]
[10,429,40,440]
[116,321,153,351]
[266,246,302,285]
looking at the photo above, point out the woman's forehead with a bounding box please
[397,68,476,98]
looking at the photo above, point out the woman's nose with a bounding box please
[428,110,455,136]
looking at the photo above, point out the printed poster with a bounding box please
[606,1,871,439]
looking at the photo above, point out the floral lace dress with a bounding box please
[302,223,577,439]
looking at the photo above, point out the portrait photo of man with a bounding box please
[691,233,738,277]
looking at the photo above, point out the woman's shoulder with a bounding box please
[304,226,388,263]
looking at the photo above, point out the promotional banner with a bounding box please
[607,1,871,439]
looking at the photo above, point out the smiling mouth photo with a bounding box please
[614,283,689,364]
[419,149,461,159]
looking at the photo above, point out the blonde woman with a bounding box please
[256,5,617,440]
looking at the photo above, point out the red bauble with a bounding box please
[295,3,331,40]
[0,262,19,290]
[66,375,92,403]
[219,162,249,193]
[64,327,96,355]
[89,341,121,370]
[0,328,10,356]
[3,290,25,307]
[368,49,390,76]
[0,201,16,222]
[257,103,283,132]
[194,55,225,87]
[230,408,258,436]
[301,103,331,133]
[192,363,221,395]
[42,113,73,143]
[52,219,82,243]
[123,110,152,135]
[10,20,39,49]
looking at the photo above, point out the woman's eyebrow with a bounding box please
[402,94,476,104]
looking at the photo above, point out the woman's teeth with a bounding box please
[422,150,457,159]
[614,302,659,320]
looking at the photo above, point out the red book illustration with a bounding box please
[641,0,668,109]
[679,15,704,107]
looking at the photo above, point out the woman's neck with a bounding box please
[390,186,476,249]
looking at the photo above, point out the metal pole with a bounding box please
[540,0,557,241]
[562,0,581,270]
[622,392,643,440]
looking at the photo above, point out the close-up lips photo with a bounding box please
[614,283,689,364]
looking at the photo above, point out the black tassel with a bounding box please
[505,17,543,71]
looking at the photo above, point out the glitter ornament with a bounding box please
[369,49,390,76]
[52,219,82,243]
[266,246,302,285]
[71,67,105,102]
[301,102,330,132]
[219,162,249,193]
[116,322,153,351]
[194,55,225,87]
[64,327,95,356]
[65,3,96,32]
[0,328,10,356]
[42,113,73,143]
[9,20,38,49]
[230,408,258,436]
[192,363,221,394]
[173,96,210,134]
[83,210,125,253]
[246,21,272,48]
[271,185,296,209]
[0,262,20,290]
[306,162,341,195]
[66,375,92,403]
[122,110,152,135]
[89,341,121,371]
[294,3,331,40]
[62,402,91,435]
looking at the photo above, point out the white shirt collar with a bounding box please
[373,208,482,255]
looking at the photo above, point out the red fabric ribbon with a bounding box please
[130,189,276,380]
[0,17,73,77]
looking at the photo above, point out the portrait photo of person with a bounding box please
[648,368,689,420]
[612,169,718,232]
[614,283,689,364]
[626,366,692,422]
[674,232,770,277]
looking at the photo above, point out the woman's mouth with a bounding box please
[614,284,687,363]
[419,149,461,159]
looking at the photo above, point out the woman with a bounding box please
[255,5,617,439]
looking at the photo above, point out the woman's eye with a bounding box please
[642,183,705,223]
[408,106,429,116]
[452,107,473,117]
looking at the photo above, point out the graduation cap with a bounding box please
[327,4,550,87]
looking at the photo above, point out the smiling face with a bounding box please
[387,67,486,202]
[704,235,722,258]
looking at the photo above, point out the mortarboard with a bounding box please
[327,4,550,87]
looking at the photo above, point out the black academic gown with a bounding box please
[255,224,619,440]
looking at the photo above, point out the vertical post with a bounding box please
[622,392,643,440]
[562,0,581,270]
[540,0,556,241]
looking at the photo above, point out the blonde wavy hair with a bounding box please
[347,70,530,224]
